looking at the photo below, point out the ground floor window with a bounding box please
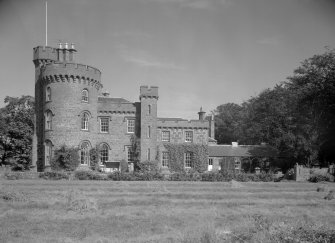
[80,142,90,165]
[100,143,109,164]
[184,152,193,168]
[162,152,169,167]
[45,141,52,166]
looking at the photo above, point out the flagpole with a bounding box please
[45,1,48,46]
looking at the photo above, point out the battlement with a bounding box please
[157,118,209,129]
[41,62,101,80]
[33,46,58,62]
[139,86,159,99]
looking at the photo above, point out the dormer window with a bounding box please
[82,89,89,102]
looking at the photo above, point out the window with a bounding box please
[80,142,90,165]
[45,141,52,166]
[147,126,151,138]
[45,110,52,130]
[162,131,170,142]
[208,158,213,171]
[82,89,89,102]
[208,158,213,166]
[81,112,89,130]
[162,152,169,167]
[127,119,135,133]
[148,105,151,115]
[126,146,134,162]
[185,152,193,168]
[147,148,151,160]
[100,144,109,164]
[185,131,193,142]
[100,117,109,133]
[46,87,51,102]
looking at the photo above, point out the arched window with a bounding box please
[82,89,89,102]
[45,110,52,130]
[46,87,51,102]
[81,112,89,130]
[100,143,109,164]
[80,141,90,165]
[45,140,53,166]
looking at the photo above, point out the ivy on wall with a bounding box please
[163,143,208,173]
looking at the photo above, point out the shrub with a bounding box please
[4,172,23,180]
[309,172,334,183]
[51,145,80,171]
[89,148,99,171]
[39,171,69,180]
[74,170,107,180]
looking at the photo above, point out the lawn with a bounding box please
[0,180,335,242]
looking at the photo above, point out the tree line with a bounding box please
[214,49,335,168]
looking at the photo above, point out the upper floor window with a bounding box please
[82,89,89,102]
[46,87,51,102]
[148,105,151,115]
[162,152,169,167]
[45,110,52,130]
[185,131,193,142]
[81,112,89,130]
[126,146,134,162]
[100,143,109,164]
[162,131,170,142]
[100,117,109,133]
[185,152,193,168]
[127,119,135,133]
[147,126,151,138]
[80,141,91,165]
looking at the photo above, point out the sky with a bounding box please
[0,0,335,119]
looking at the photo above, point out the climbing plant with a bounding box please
[163,143,208,173]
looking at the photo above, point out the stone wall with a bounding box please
[294,164,331,181]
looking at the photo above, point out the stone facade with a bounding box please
[33,44,215,171]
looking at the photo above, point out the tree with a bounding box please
[214,103,244,144]
[285,48,335,166]
[0,96,34,170]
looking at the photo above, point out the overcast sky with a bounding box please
[0,0,334,119]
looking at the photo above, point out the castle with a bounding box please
[32,44,215,172]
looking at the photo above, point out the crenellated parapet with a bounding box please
[157,118,209,129]
[139,86,159,100]
[40,62,102,90]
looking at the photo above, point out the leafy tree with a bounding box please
[214,103,243,144]
[0,96,34,170]
[214,49,335,167]
[285,48,335,166]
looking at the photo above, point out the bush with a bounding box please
[309,172,334,183]
[39,171,69,180]
[74,170,107,180]
[51,145,80,171]
[4,172,24,180]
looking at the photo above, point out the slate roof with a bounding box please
[98,96,136,113]
[209,145,279,157]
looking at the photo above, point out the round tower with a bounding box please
[33,44,103,171]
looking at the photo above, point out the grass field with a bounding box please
[1,180,335,243]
